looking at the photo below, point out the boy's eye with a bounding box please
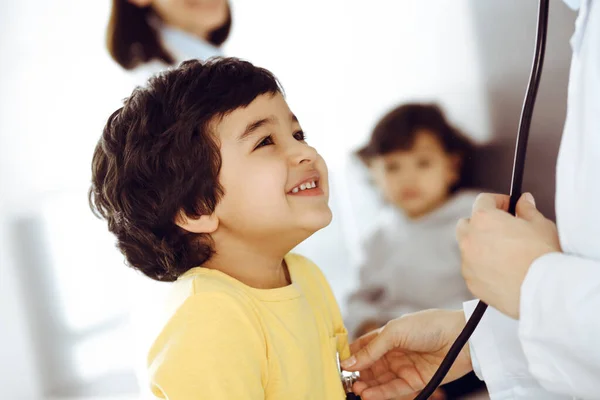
[293,130,306,142]
[254,135,274,150]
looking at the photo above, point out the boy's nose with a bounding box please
[287,142,317,165]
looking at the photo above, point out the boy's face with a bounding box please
[212,92,332,247]
[369,130,459,219]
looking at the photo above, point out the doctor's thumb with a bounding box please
[342,328,394,371]
[516,192,541,221]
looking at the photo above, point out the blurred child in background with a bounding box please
[346,103,484,399]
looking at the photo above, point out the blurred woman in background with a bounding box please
[106,0,231,84]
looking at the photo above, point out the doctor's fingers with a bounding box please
[515,192,546,223]
[471,193,511,214]
[343,322,409,371]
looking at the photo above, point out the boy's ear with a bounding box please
[127,0,153,8]
[175,211,219,234]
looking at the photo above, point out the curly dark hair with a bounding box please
[357,103,475,192]
[89,58,282,282]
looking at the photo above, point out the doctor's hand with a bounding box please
[456,192,561,319]
[341,309,473,400]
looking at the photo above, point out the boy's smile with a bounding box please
[287,173,324,196]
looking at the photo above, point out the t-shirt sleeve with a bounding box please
[148,291,267,399]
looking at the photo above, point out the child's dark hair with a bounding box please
[106,0,232,70]
[89,58,282,282]
[357,103,475,191]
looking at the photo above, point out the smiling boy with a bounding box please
[89,58,351,399]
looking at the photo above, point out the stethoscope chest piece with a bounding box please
[337,352,360,394]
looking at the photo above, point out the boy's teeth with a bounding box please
[291,181,318,193]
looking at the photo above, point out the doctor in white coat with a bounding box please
[106,0,231,86]
[342,0,600,399]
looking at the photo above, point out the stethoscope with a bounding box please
[339,0,550,398]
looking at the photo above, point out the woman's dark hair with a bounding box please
[89,58,282,282]
[357,103,475,191]
[106,0,232,70]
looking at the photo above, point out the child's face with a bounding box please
[212,92,332,247]
[369,130,460,219]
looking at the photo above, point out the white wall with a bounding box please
[467,0,576,220]
[0,0,135,397]
[0,217,42,399]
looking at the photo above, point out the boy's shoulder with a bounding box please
[147,271,268,379]
[162,269,259,324]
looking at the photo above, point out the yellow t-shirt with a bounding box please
[147,253,351,399]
